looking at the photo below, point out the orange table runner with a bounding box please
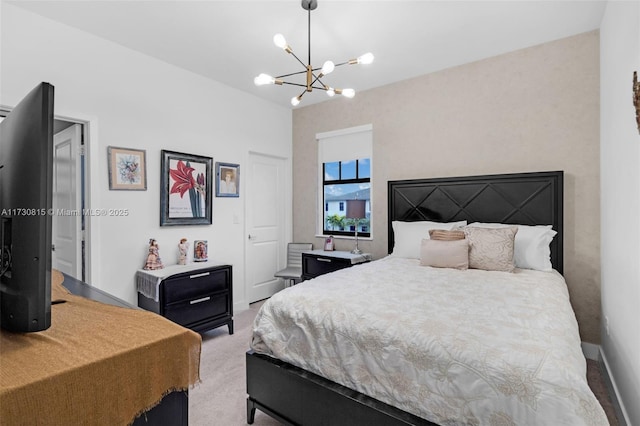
[0,270,201,425]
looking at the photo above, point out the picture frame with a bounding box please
[107,146,147,190]
[193,240,208,262]
[215,162,240,197]
[324,236,334,251]
[160,150,213,226]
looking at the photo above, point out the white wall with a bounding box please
[600,1,640,424]
[0,4,292,310]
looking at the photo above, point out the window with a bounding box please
[317,125,372,238]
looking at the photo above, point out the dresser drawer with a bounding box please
[303,254,351,278]
[162,268,229,303]
[164,293,229,327]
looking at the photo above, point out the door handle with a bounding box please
[248,234,257,240]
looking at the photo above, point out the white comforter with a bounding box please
[251,257,609,426]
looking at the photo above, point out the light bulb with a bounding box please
[254,73,275,86]
[321,61,335,75]
[273,34,287,49]
[326,87,335,97]
[341,88,355,98]
[291,96,301,106]
[357,52,374,65]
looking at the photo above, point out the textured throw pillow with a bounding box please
[469,222,557,271]
[420,239,469,270]
[391,220,467,259]
[464,226,518,272]
[428,229,466,241]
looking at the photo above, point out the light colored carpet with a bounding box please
[189,301,618,426]
[189,300,281,426]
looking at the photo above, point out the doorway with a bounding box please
[52,122,84,280]
[245,152,288,303]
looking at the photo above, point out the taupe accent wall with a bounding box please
[292,31,600,344]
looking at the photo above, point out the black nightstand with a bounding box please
[301,250,371,281]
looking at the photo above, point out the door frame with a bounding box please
[52,112,100,288]
[243,150,291,308]
[52,123,83,279]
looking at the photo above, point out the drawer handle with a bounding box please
[317,258,332,263]
[190,296,211,305]
[190,272,210,279]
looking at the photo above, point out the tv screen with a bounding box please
[0,82,54,332]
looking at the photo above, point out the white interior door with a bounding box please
[52,124,82,279]
[246,152,287,303]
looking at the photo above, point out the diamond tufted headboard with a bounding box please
[387,171,564,273]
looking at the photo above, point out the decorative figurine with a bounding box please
[143,238,164,270]
[194,240,208,262]
[178,238,189,265]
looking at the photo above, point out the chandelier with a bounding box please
[254,0,374,106]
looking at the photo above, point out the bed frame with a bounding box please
[246,170,564,425]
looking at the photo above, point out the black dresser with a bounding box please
[136,264,233,334]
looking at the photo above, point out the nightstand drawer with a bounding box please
[303,255,351,277]
[162,268,229,303]
[301,250,371,281]
[164,293,229,327]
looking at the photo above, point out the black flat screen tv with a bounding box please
[0,82,54,332]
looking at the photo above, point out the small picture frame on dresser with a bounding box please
[324,236,334,251]
[194,240,208,262]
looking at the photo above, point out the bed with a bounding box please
[246,171,608,425]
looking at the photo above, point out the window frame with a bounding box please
[322,159,371,238]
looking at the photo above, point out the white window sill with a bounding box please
[315,234,373,241]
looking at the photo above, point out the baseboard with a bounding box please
[599,347,630,426]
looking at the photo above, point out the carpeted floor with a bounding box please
[189,301,620,425]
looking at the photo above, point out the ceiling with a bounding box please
[10,0,607,109]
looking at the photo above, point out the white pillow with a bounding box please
[468,222,557,271]
[391,220,467,259]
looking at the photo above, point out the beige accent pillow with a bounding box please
[428,229,466,241]
[464,226,518,272]
[420,239,469,270]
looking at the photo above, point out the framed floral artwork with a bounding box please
[215,162,240,197]
[107,146,147,190]
[160,150,212,226]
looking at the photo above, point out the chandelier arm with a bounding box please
[288,50,309,70]
[276,70,309,79]
[280,82,310,89]
[310,74,325,87]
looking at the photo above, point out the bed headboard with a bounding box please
[387,171,563,273]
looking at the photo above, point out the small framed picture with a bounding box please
[215,162,240,197]
[324,236,334,251]
[193,240,208,262]
[107,146,147,190]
